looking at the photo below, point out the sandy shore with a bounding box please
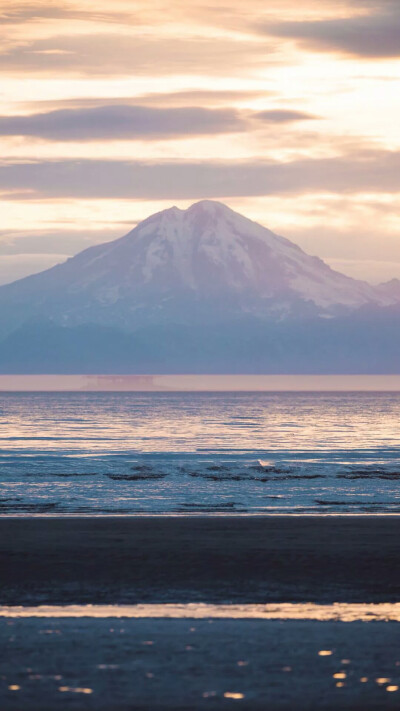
[1,515,399,604]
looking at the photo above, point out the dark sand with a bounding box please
[0,515,399,604]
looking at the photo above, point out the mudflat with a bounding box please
[1,617,400,711]
[1,515,399,604]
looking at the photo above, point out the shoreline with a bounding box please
[0,511,400,525]
[2,602,400,621]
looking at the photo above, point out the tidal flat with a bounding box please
[1,617,400,710]
[1,515,399,710]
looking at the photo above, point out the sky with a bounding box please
[0,0,399,285]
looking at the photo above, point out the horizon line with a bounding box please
[1,374,400,392]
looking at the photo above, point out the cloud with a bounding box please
[21,90,270,111]
[0,105,245,141]
[1,150,400,200]
[0,33,272,76]
[263,2,400,57]
[0,0,328,32]
[0,104,315,142]
[0,2,135,25]
[254,109,318,122]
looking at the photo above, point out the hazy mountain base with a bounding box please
[0,307,399,374]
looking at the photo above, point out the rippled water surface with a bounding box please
[1,391,400,514]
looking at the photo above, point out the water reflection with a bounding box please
[1,392,400,514]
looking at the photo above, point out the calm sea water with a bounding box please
[1,391,400,515]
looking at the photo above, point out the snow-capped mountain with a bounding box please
[0,200,399,374]
[0,200,396,329]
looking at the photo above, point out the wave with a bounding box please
[10,459,400,482]
[106,473,166,481]
[178,502,239,512]
[24,471,99,478]
[0,501,60,512]
[337,470,400,480]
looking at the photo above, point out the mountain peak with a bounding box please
[187,199,233,215]
[145,200,242,228]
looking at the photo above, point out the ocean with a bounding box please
[1,390,400,515]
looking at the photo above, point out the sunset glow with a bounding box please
[0,0,399,285]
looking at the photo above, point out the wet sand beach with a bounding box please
[0,515,399,605]
[1,515,400,710]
